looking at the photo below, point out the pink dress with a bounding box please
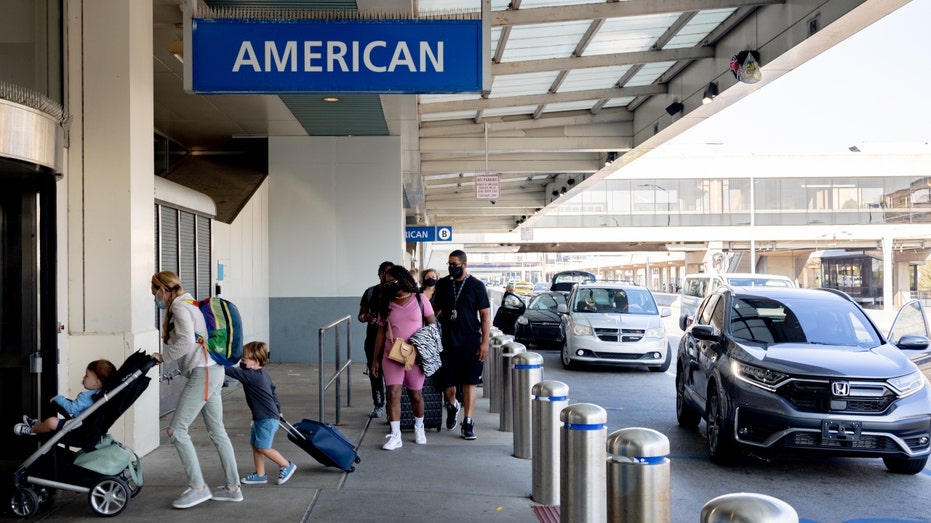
[379,294,434,388]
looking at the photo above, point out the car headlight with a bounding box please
[732,362,789,391]
[644,326,666,339]
[570,323,594,336]
[517,316,529,326]
[887,370,926,397]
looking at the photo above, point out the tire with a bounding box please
[560,342,576,370]
[882,455,928,475]
[10,488,39,518]
[650,343,672,373]
[705,385,737,465]
[121,470,142,498]
[675,368,701,428]
[88,476,130,517]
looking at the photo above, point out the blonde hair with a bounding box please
[152,271,185,344]
[243,341,270,367]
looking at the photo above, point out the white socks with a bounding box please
[389,420,400,435]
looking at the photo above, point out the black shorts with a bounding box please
[438,346,484,388]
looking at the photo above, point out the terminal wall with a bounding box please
[268,136,403,362]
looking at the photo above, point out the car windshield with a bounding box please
[729,295,881,348]
[528,293,567,311]
[572,287,658,315]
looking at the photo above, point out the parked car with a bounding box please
[887,299,931,384]
[513,281,534,298]
[678,272,796,330]
[558,282,672,371]
[532,282,549,295]
[550,270,596,294]
[493,291,567,349]
[675,285,931,474]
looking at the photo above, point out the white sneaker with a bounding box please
[382,432,402,450]
[414,426,427,445]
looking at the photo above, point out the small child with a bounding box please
[223,341,297,485]
[14,359,117,436]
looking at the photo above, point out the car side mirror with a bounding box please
[691,324,720,342]
[895,334,930,351]
[557,303,568,314]
[659,306,672,318]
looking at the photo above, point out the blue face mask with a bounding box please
[154,297,166,309]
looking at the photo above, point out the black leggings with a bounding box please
[364,336,385,408]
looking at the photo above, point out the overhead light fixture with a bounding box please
[551,190,560,197]
[323,96,340,102]
[665,101,684,116]
[560,186,567,194]
[566,178,575,186]
[702,82,718,104]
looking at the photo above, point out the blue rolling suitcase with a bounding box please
[281,417,361,473]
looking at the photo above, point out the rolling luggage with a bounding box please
[399,375,443,432]
[280,417,361,473]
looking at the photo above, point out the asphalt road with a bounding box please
[530,334,931,523]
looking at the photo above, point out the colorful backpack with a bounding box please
[184,297,243,366]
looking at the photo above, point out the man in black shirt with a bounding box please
[433,249,490,440]
[358,261,392,419]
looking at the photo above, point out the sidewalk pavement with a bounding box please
[23,363,543,522]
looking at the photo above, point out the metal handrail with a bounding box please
[318,315,353,424]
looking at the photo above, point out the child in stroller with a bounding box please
[9,350,159,518]
[14,359,117,436]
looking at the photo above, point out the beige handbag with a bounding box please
[387,321,418,370]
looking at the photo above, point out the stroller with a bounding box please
[9,350,159,518]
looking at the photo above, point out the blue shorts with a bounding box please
[250,418,280,449]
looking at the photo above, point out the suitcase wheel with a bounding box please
[355,456,362,464]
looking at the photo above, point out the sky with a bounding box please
[662,0,931,156]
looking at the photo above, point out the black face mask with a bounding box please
[384,281,398,289]
[448,266,464,279]
[239,361,249,370]
[423,278,437,287]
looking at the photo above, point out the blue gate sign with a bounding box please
[436,226,453,242]
[406,226,436,242]
[190,18,482,94]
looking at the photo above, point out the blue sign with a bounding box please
[406,226,435,242]
[190,18,482,94]
[436,225,453,242]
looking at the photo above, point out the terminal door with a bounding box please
[0,167,58,470]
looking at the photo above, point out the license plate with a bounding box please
[821,419,862,441]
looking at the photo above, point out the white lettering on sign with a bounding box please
[407,230,431,240]
[232,40,444,73]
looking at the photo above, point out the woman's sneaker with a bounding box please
[211,485,243,502]
[414,425,427,445]
[382,432,402,450]
[241,473,267,485]
[277,462,297,485]
[172,487,212,509]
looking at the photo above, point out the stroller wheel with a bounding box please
[88,476,130,517]
[121,471,142,498]
[10,487,39,518]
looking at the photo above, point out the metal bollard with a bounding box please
[487,334,513,411]
[532,380,569,505]
[511,352,543,459]
[560,403,608,523]
[498,341,526,431]
[606,428,670,523]
[700,493,798,523]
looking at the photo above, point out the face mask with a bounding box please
[423,278,437,287]
[154,297,166,309]
[384,281,398,289]
[239,361,249,370]
[448,266,464,279]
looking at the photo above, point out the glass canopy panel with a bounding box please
[587,14,683,54]
[560,66,631,91]
[491,72,560,97]
[500,21,591,62]
[665,9,736,48]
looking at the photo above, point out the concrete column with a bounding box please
[65,0,159,453]
[881,235,893,311]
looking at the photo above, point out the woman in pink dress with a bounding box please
[371,265,436,450]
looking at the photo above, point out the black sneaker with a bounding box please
[461,417,476,440]
[445,401,461,431]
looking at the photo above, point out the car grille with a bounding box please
[590,352,643,360]
[594,327,644,343]
[778,380,895,414]
[785,432,897,451]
